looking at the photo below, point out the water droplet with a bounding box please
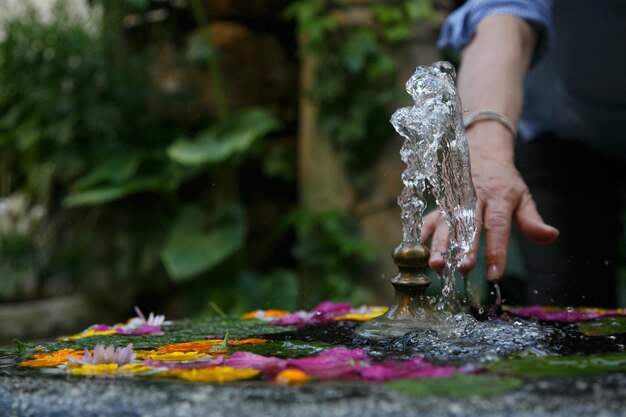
[533,290,539,295]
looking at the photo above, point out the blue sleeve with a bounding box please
[438,0,553,58]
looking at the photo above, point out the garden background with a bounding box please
[1,0,624,343]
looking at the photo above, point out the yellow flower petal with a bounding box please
[335,307,388,322]
[161,366,259,382]
[61,329,118,340]
[139,351,208,361]
[67,363,153,376]
[69,363,119,376]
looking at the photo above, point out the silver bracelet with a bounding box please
[463,110,517,138]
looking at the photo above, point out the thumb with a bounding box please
[514,191,559,244]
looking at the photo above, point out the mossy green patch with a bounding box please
[484,353,626,377]
[578,317,626,336]
[385,374,522,398]
[230,340,332,358]
[44,317,291,352]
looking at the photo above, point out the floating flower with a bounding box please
[288,347,369,379]
[225,347,464,382]
[334,306,388,322]
[225,351,286,373]
[60,307,169,340]
[136,351,208,362]
[62,329,118,340]
[274,369,310,385]
[68,363,153,376]
[115,306,168,335]
[19,349,84,367]
[505,306,626,322]
[357,356,458,381]
[245,302,389,326]
[154,338,267,354]
[69,344,136,366]
[160,367,260,382]
[241,309,289,320]
[143,356,225,370]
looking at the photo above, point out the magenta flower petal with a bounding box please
[144,355,225,369]
[288,348,368,379]
[358,356,458,381]
[225,352,286,370]
[506,306,626,322]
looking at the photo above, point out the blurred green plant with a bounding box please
[286,208,376,307]
[0,0,283,313]
[284,0,434,185]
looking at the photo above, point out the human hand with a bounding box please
[421,122,559,282]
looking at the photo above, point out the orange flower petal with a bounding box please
[19,349,84,367]
[160,366,259,382]
[275,368,310,385]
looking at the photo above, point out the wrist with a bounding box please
[466,122,516,163]
[463,110,517,139]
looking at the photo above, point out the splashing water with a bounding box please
[390,62,477,307]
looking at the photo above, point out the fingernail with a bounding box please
[487,264,500,282]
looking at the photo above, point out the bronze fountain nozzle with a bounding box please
[356,241,442,339]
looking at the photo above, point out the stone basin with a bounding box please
[1,304,625,417]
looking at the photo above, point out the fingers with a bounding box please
[420,210,439,242]
[458,201,483,274]
[428,218,449,271]
[421,211,450,271]
[514,191,559,244]
[483,202,514,283]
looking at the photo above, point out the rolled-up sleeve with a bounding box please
[438,0,553,57]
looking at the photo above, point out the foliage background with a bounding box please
[1,0,623,341]
[0,0,443,333]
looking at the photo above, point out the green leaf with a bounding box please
[484,353,626,378]
[63,177,164,206]
[125,0,149,10]
[385,374,523,398]
[161,205,245,281]
[168,108,279,166]
[73,153,141,190]
[578,317,626,336]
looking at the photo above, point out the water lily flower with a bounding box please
[68,363,153,376]
[69,344,136,366]
[115,307,168,335]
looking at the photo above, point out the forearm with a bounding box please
[458,14,537,160]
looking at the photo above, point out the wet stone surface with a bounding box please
[2,372,626,417]
[2,307,626,417]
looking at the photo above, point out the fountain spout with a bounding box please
[387,242,432,318]
[356,242,442,339]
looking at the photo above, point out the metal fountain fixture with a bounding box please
[356,241,443,339]
[357,61,476,339]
